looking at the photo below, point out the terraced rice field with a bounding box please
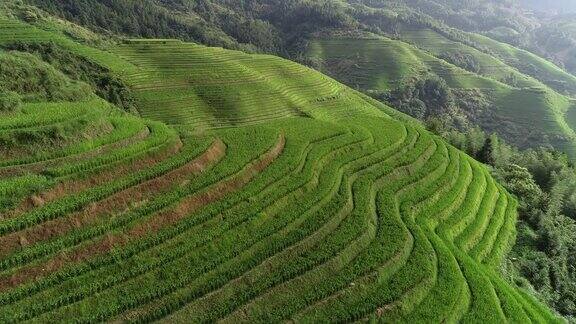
[0,16,561,322]
[399,28,540,89]
[308,36,576,157]
[113,40,357,129]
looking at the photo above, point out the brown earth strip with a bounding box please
[0,134,284,291]
[0,139,226,259]
[0,138,184,220]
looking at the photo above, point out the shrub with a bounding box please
[4,43,137,113]
[21,9,39,23]
[0,91,22,112]
[0,51,90,103]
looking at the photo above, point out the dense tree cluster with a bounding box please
[28,0,237,48]
[28,0,355,57]
[439,52,481,74]
[372,75,495,133]
[385,76,456,120]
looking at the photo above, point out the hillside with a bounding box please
[27,0,576,157]
[308,25,576,157]
[392,1,576,80]
[0,11,561,323]
[526,14,576,77]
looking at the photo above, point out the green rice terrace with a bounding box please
[0,15,562,323]
[308,29,576,158]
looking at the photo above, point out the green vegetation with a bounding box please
[20,0,576,155]
[0,9,561,322]
[3,42,137,113]
[308,34,576,158]
[529,15,576,75]
[433,123,576,318]
[0,91,21,112]
[0,50,90,102]
[26,0,356,56]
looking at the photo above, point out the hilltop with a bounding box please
[0,5,561,323]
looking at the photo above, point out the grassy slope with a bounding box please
[308,29,576,157]
[0,15,561,322]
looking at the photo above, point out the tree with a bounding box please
[478,133,499,165]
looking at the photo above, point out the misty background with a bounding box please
[522,0,576,12]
